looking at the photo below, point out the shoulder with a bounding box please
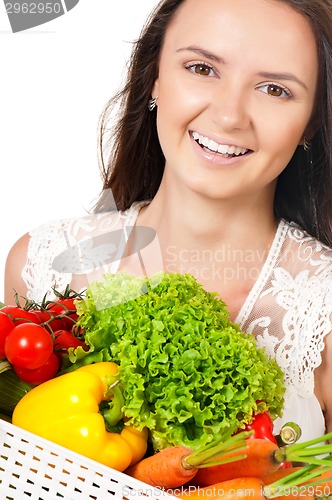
[281,220,332,276]
[283,219,332,250]
[4,232,30,303]
[271,220,332,330]
[279,220,332,343]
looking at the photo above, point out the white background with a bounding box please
[0,0,158,302]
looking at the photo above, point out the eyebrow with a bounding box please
[176,46,308,91]
[176,46,225,64]
[257,71,308,91]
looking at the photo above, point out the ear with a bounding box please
[151,78,159,99]
[299,121,319,146]
[299,105,322,145]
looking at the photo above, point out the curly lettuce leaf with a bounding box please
[74,272,285,450]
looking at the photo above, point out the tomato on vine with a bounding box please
[53,329,88,353]
[5,323,53,370]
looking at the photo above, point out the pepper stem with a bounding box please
[99,380,125,428]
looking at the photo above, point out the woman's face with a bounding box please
[152,0,319,204]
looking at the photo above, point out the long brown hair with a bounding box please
[96,0,332,246]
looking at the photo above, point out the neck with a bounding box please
[139,183,278,250]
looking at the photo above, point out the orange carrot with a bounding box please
[179,477,264,500]
[125,446,198,488]
[194,438,280,486]
[125,433,250,489]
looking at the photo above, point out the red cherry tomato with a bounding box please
[13,353,60,385]
[53,329,88,353]
[243,411,277,443]
[32,309,53,323]
[0,311,15,358]
[5,323,53,369]
[1,305,40,326]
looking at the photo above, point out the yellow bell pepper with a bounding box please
[12,362,148,471]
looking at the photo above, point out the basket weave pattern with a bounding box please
[0,420,176,500]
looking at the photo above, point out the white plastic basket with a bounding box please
[0,419,178,500]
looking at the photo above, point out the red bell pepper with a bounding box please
[243,410,277,443]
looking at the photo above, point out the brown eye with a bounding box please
[258,83,291,98]
[267,85,283,97]
[194,64,211,76]
[185,63,217,77]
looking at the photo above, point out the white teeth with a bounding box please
[208,140,219,152]
[202,136,210,147]
[192,131,248,156]
[218,144,229,154]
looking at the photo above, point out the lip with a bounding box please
[189,131,253,166]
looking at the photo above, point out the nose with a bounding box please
[210,83,251,132]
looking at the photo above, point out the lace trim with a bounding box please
[109,201,150,274]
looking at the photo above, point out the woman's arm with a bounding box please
[4,233,30,304]
[315,330,332,434]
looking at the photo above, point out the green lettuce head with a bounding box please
[74,272,285,451]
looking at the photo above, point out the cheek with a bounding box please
[156,89,210,161]
[258,111,309,155]
[155,105,175,160]
[155,90,194,153]
[252,109,313,182]
[157,68,209,121]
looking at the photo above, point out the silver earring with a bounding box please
[303,137,312,152]
[148,97,158,111]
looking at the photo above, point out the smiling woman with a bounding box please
[4,0,332,446]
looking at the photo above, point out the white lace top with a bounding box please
[22,202,332,442]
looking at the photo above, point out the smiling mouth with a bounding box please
[191,131,252,158]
